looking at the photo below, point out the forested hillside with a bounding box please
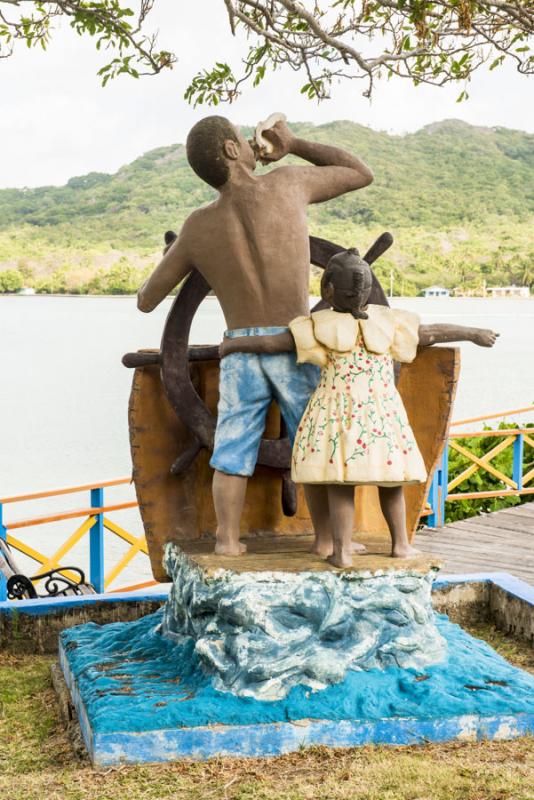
[1,119,533,295]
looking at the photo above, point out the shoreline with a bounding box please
[1,293,532,301]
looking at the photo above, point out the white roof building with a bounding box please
[423,286,450,298]
[487,286,530,298]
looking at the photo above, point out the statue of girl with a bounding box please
[289,249,499,568]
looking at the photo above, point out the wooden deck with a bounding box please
[415,503,534,583]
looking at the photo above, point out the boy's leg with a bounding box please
[210,352,272,555]
[326,484,355,568]
[378,485,421,558]
[213,471,248,555]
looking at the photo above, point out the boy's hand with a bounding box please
[163,229,178,255]
[259,120,296,164]
[471,329,499,347]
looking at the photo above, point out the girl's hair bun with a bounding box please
[320,247,373,315]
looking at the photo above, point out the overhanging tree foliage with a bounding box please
[1,1,532,101]
[0,0,175,82]
[189,0,533,103]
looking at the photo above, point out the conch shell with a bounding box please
[253,112,287,157]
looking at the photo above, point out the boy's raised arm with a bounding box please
[262,120,373,204]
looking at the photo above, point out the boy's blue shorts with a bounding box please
[210,326,320,478]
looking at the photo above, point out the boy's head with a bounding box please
[321,248,372,319]
[186,116,256,189]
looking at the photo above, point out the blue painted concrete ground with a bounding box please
[60,609,534,735]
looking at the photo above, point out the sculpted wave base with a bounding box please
[160,543,446,700]
[59,603,534,760]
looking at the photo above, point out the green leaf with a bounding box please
[489,56,505,71]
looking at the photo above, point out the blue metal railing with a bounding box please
[0,503,7,601]
[427,445,449,528]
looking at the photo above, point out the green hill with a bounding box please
[1,119,533,295]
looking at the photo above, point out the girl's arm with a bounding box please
[418,324,499,348]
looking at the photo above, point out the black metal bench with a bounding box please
[0,539,96,600]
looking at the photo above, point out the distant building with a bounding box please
[17,287,36,295]
[486,286,530,298]
[423,286,450,298]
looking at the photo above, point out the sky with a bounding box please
[0,1,532,189]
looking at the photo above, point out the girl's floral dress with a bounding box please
[289,306,427,486]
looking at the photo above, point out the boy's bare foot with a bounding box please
[392,544,421,558]
[351,540,367,554]
[327,550,353,569]
[214,539,247,556]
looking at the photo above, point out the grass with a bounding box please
[0,625,533,800]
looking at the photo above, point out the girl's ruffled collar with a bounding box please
[311,306,396,354]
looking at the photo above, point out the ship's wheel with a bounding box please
[124,232,394,515]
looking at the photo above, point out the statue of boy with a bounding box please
[138,115,373,555]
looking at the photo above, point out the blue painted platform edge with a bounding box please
[2,572,533,616]
[58,639,534,766]
[436,572,534,607]
[59,641,96,762]
[0,586,170,616]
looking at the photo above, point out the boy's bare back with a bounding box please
[182,168,314,328]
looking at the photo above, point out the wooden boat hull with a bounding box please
[128,346,460,582]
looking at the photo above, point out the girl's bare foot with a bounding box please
[311,534,333,558]
[327,550,353,569]
[392,544,421,559]
[311,544,332,558]
[312,538,366,558]
[214,539,247,556]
